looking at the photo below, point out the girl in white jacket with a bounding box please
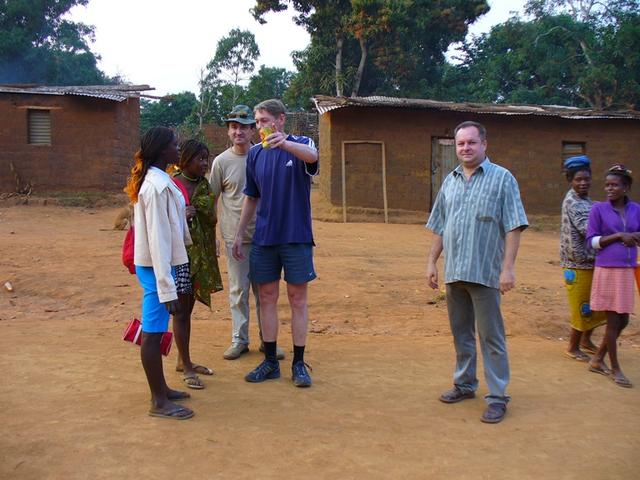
[124,126,194,420]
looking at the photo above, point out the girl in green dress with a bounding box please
[170,139,223,389]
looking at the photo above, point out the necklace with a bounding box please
[181,172,200,182]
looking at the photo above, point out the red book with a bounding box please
[123,318,172,356]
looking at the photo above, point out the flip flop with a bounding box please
[192,364,214,375]
[176,363,214,375]
[565,351,590,362]
[588,363,611,376]
[183,374,205,390]
[148,405,194,420]
[611,374,633,388]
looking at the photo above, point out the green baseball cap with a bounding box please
[224,105,256,125]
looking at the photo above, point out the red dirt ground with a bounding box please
[1,203,639,479]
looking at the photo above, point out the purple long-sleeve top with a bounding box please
[586,199,640,268]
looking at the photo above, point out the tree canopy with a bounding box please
[252,0,490,101]
[438,0,640,109]
[191,28,295,127]
[139,91,199,135]
[0,0,114,85]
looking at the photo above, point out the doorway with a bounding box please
[430,137,456,210]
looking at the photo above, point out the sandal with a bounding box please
[183,374,205,390]
[176,363,214,376]
[148,405,194,420]
[611,373,633,388]
[564,350,590,362]
[588,363,611,376]
[192,364,214,375]
[481,403,507,424]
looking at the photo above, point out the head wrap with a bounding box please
[563,155,590,170]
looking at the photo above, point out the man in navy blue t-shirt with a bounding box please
[232,99,319,387]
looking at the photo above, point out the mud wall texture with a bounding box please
[319,107,640,214]
[0,93,139,193]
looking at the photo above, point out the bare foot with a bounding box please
[176,363,214,375]
[580,342,598,354]
[166,388,190,400]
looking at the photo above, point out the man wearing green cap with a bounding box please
[210,105,285,360]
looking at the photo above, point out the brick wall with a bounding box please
[319,107,640,214]
[0,93,140,193]
[201,124,232,158]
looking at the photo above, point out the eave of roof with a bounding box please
[0,84,154,102]
[312,95,640,120]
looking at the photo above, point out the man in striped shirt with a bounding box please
[426,121,528,424]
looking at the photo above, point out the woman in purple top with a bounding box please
[586,164,640,388]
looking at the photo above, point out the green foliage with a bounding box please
[252,0,489,99]
[440,1,640,110]
[0,0,112,85]
[139,91,198,134]
[201,28,260,114]
[244,65,294,107]
[195,29,296,125]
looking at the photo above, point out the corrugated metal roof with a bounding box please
[0,84,153,102]
[312,95,640,120]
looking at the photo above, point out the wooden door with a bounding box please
[430,137,456,210]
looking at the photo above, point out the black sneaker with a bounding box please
[292,361,312,388]
[245,359,280,383]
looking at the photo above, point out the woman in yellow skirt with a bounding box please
[560,156,606,361]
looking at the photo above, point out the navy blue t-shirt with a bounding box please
[244,135,318,246]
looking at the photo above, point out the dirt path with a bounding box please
[1,205,639,479]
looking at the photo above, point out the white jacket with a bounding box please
[134,167,192,302]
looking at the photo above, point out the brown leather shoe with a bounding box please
[481,403,507,423]
[439,387,476,403]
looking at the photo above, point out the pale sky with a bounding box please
[68,0,527,97]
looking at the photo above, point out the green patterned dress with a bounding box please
[186,177,223,307]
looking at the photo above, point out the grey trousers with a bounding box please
[225,243,261,346]
[445,281,510,405]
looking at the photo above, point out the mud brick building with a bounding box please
[0,85,150,193]
[313,96,640,217]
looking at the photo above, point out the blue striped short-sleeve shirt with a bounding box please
[426,158,528,289]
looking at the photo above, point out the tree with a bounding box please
[139,91,198,134]
[245,65,294,106]
[445,1,640,109]
[203,28,260,106]
[0,0,112,85]
[252,1,352,96]
[524,0,640,109]
[252,0,489,98]
[196,29,260,127]
[524,0,639,23]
